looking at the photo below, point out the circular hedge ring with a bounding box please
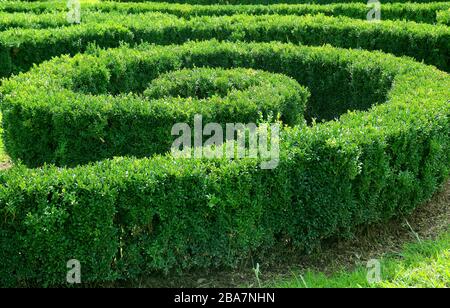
[1,64,309,167]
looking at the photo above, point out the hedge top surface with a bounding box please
[0,10,167,30]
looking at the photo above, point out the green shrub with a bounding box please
[0,12,67,31]
[143,67,308,127]
[1,12,449,79]
[1,40,448,286]
[0,164,119,286]
[0,1,62,14]
[0,11,145,31]
[437,9,450,25]
[0,63,308,167]
[83,2,450,24]
[2,1,449,24]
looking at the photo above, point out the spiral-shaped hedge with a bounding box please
[2,61,308,167]
[0,1,449,287]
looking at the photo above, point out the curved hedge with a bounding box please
[92,2,450,24]
[0,40,449,286]
[0,11,130,31]
[1,64,308,167]
[2,2,450,24]
[1,0,449,287]
[1,12,449,79]
[0,12,67,31]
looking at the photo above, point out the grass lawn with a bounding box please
[269,232,449,288]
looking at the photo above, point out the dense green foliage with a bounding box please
[1,62,308,167]
[4,1,448,24]
[437,9,450,24]
[99,2,450,24]
[0,11,142,31]
[0,11,67,30]
[0,0,449,287]
[1,12,449,79]
[90,2,450,24]
[1,40,449,286]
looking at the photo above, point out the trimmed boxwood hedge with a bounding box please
[0,12,67,31]
[0,1,62,14]
[1,12,449,79]
[0,40,449,286]
[0,11,137,31]
[437,9,450,25]
[0,63,308,167]
[9,1,449,24]
[2,2,450,24]
[143,67,308,129]
[90,2,450,23]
